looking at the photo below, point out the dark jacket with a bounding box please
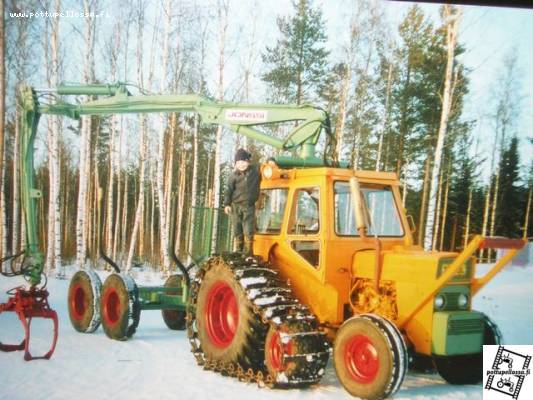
[224,164,261,207]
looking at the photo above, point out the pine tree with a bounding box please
[496,137,523,237]
[262,0,329,105]
[448,130,480,250]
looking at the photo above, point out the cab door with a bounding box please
[286,186,322,270]
[268,183,339,324]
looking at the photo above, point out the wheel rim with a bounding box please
[267,330,293,372]
[103,288,121,326]
[205,281,238,348]
[344,334,380,384]
[71,284,86,321]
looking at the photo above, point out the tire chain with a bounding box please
[186,253,330,388]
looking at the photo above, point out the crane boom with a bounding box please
[17,83,338,286]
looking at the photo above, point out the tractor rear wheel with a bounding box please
[100,273,141,341]
[195,258,265,367]
[434,314,502,384]
[68,270,102,333]
[162,275,187,330]
[334,314,407,400]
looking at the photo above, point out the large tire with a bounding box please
[162,275,186,330]
[434,314,502,384]
[195,258,265,367]
[100,273,141,341]
[334,314,407,400]
[68,270,102,333]
[264,319,327,386]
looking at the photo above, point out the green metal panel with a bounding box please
[432,311,485,356]
[188,207,232,261]
[438,258,473,282]
[137,285,187,311]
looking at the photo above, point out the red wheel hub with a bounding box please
[204,281,239,348]
[102,288,121,326]
[344,334,380,383]
[70,284,86,321]
[267,330,293,371]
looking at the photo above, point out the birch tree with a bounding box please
[104,22,121,258]
[156,0,173,274]
[488,52,521,241]
[76,0,98,269]
[423,5,460,251]
[127,2,156,271]
[187,20,207,262]
[376,61,393,171]
[0,0,5,258]
[210,0,229,252]
[45,0,62,275]
[334,10,359,161]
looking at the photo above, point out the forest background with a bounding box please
[1,0,532,275]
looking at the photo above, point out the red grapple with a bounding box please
[0,286,58,361]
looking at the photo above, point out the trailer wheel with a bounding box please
[334,314,407,400]
[195,259,264,366]
[68,270,102,333]
[162,275,186,330]
[100,273,141,341]
[434,314,502,384]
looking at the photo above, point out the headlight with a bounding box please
[434,294,446,310]
[457,293,469,309]
[262,163,281,180]
[263,165,273,179]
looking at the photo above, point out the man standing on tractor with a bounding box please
[224,148,261,255]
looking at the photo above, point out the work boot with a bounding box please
[233,236,244,253]
[244,236,254,256]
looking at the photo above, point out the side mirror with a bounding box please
[407,214,417,234]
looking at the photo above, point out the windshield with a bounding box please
[334,181,404,237]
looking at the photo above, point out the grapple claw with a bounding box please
[0,287,59,361]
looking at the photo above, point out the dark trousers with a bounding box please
[231,203,255,238]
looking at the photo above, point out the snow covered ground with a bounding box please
[1,262,531,400]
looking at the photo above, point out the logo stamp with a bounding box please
[484,345,532,399]
[225,109,268,123]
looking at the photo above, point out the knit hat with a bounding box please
[235,148,251,162]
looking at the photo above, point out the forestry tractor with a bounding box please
[0,82,526,399]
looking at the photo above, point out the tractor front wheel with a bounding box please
[68,270,102,333]
[100,273,141,340]
[434,314,502,384]
[333,314,407,400]
[162,275,187,330]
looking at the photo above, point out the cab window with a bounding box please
[289,187,320,234]
[289,187,320,269]
[256,188,288,234]
[334,181,404,237]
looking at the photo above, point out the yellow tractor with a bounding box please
[8,83,525,399]
[190,164,525,399]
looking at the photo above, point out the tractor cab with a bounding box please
[253,164,413,325]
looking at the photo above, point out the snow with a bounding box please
[1,263,532,400]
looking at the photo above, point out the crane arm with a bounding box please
[36,84,330,156]
[16,83,338,286]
